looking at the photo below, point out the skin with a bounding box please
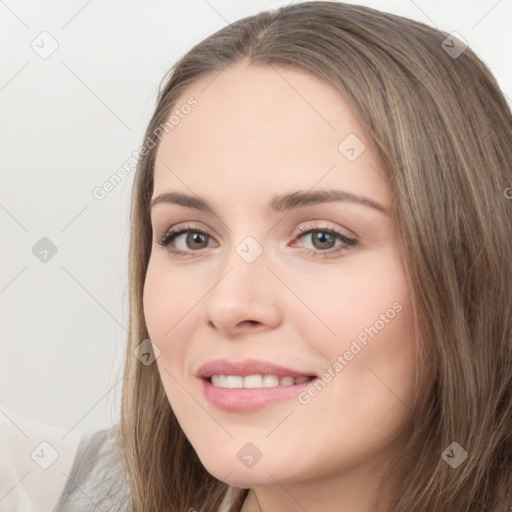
[143,61,418,512]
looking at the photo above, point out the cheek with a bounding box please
[142,263,193,406]
[291,249,418,419]
[142,259,204,394]
[289,249,411,353]
[142,258,196,343]
[143,266,167,344]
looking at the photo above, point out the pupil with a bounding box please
[188,232,207,249]
[314,232,335,249]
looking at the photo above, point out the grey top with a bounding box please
[53,427,132,512]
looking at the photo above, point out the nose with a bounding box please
[200,243,283,337]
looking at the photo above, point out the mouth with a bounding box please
[208,374,315,388]
[196,359,318,411]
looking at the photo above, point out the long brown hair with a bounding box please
[120,2,512,510]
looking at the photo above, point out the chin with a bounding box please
[191,442,289,487]
[204,462,279,488]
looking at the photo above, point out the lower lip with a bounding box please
[201,378,316,412]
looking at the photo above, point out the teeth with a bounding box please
[262,375,279,387]
[280,376,294,386]
[210,374,311,389]
[225,375,243,388]
[244,375,263,388]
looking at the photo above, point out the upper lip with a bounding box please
[196,359,316,379]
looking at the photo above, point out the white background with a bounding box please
[1,0,511,436]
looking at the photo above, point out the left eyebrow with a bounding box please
[149,189,389,215]
[269,189,389,215]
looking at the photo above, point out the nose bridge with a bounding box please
[216,212,269,276]
[200,231,282,332]
[211,233,269,302]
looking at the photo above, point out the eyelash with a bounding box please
[156,222,358,258]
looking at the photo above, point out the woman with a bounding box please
[53,2,512,511]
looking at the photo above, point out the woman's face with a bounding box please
[143,62,417,501]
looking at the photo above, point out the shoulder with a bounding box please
[0,406,81,512]
[53,423,132,512]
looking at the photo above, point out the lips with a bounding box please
[196,358,316,379]
[196,359,318,412]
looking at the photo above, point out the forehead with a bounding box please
[153,62,390,206]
